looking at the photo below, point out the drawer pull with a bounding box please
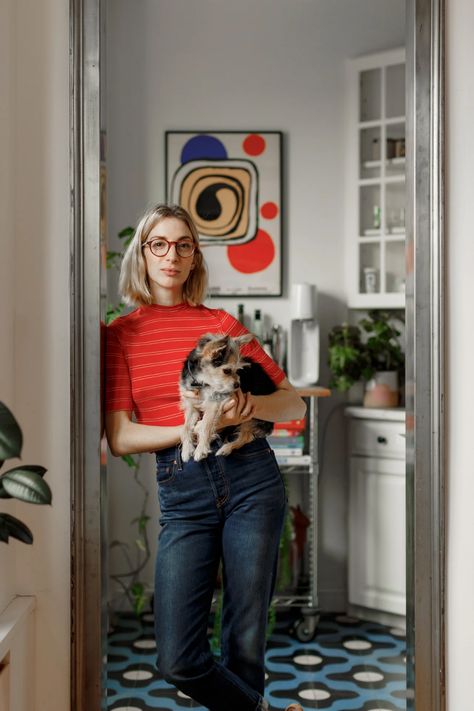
[377,436,388,444]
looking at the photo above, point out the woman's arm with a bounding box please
[106,396,247,457]
[217,377,307,427]
[251,376,307,422]
[105,410,183,456]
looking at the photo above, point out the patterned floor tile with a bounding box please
[106,610,407,710]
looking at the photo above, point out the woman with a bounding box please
[105,203,306,711]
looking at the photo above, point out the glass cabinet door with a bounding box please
[354,52,406,306]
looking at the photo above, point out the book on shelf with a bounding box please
[274,453,311,466]
[272,448,304,457]
[268,435,305,446]
[273,417,306,432]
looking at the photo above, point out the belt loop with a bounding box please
[176,444,183,470]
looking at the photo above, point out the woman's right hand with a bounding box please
[217,389,256,429]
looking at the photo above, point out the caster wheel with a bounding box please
[293,614,319,642]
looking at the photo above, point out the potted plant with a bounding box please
[328,310,405,408]
[359,310,405,408]
[327,323,373,394]
[0,402,52,544]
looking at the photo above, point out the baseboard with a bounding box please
[347,603,406,630]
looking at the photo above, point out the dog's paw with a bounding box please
[215,443,234,457]
[181,442,195,462]
[193,420,205,435]
[194,445,210,461]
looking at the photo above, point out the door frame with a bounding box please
[69,0,446,708]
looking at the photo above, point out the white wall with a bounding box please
[446,0,474,706]
[105,0,405,609]
[0,0,71,709]
[0,0,18,617]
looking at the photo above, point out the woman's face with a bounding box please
[143,217,196,303]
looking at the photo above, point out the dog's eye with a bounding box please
[223,368,232,375]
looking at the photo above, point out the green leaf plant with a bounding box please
[107,225,152,617]
[328,310,405,392]
[0,402,52,544]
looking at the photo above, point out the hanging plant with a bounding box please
[107,225,152,616]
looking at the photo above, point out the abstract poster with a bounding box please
[166,131,282,296]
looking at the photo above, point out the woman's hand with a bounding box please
[217,389,256,429]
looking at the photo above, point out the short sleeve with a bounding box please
[216,310,286,386]
[105,323,134,413]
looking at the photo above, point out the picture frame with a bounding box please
[165,130,283,297]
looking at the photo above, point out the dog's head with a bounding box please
[187,332,253,394]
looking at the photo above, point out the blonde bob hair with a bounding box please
[119,203,208,307]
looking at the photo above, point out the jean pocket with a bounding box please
[155,456,178,486]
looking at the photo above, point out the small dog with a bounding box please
[179,333,276,461]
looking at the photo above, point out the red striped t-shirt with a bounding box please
[105,303,286,426]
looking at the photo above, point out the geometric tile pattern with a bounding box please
[106,610,407,710]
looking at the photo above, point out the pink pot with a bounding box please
[363,371,399,408]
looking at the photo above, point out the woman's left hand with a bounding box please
[218,389,256,428]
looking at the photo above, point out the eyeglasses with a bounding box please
[142,238,196,258]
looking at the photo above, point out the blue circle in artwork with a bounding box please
[180,135,228,164]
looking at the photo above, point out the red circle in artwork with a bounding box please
[260,202,279,219]
[242,134,266,156]
[227,229,275,273]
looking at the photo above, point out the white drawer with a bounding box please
[349,419,405,459]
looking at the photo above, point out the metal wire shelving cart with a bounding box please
[272,386,331,642]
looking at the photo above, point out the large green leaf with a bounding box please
[1,468,52,505]
[0,513,33,544]
[0,466,46,499]
[0,402,23,461]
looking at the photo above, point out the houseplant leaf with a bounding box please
[0,513,33,544]
[1,467,52,505]
[0,402,23,461]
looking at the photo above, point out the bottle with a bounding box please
[263,331,273,358]
[253,309,263,343]
[373,205,381,230]
[237,303,245,325]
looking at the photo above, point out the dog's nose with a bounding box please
[233,382,240,390]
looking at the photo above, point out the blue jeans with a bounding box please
[154,436,287,711]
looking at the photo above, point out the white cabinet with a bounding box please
[345,48,406,309]
[346,407,406,616]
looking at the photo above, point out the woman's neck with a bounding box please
[150,284,184,306]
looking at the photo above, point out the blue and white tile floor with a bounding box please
[106,609,407,710]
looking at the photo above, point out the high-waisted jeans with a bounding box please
[154,436,287,711]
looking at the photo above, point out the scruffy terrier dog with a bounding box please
[179,333,276,462]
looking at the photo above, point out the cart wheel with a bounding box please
[293,615,319,642]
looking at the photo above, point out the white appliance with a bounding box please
[288,283,320,387]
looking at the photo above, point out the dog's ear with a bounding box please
[209,337,230,367]
[196,333,214,353]
[234,333,254,348]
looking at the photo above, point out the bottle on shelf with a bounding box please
[373,205,381,229]
[253,309,264,343]
[237,303,245,325]
[272,325,286,370]
[263,331,273,358]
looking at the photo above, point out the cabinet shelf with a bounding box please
[358,116,406,130]
[361,158,406,170]
[346,48,407,308]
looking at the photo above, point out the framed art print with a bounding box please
[165,131,282,296]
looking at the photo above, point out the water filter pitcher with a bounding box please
[288,283,320,386]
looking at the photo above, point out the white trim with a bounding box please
[0,596,35,660]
